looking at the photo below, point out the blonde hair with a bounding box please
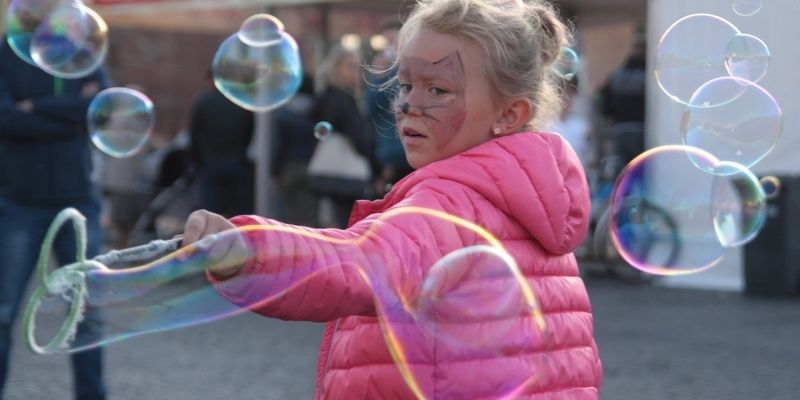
[315,45,360,95]
[396,0,572,130]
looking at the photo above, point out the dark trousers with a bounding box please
[0,198,106,400]
[198,161,254,217]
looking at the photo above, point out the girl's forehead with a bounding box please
[401,28,472,60]
[399,29,484,76]
[398,52,465,77]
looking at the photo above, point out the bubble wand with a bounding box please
[22,208,182,354]
[23,206,548,399]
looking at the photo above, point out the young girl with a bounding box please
[183,0,602,398]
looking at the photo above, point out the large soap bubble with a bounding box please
[212,14,302,112]
[25,206,547,399]
[608,145,766,276]
[654,14,741,105]
[680,76,782,171]
[30,0,108,79]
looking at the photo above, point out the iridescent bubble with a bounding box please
[680,76,782,171]
[5,0,63,65]
[655,14,741,105]
[610,145,727,275]
[731,0,763,17]
[314,121,333,140]
[87,87,155,158]
[415,246,536,349]
[554,47,579,79]
[359,207,546,399]
[373,245,545,399]
[759,175,781,199]
[709,161,766,247]
[212,15,302,112]
[30,1,108,79]
[238,13,283,47]
[725,33,769,83]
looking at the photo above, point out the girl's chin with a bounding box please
[406,154,434,169]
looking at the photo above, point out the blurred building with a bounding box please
[85,0,646,138]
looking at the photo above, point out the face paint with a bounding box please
[396,52,467,142]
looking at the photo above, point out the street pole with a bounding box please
[254,111,272,217]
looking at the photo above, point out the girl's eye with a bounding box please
[429,87,448,95]
[399,83,412,93]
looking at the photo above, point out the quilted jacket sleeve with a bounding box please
[209,178,484,323]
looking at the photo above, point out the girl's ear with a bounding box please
[493,97,533,135]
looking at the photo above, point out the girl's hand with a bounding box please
[182,210,249,278]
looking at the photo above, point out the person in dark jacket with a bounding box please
[188,70,255,218]
[0,39,109,400]
[597,34,647,168]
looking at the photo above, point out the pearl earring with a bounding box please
[493,127,501,136]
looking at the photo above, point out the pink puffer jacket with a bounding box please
[214,132,602,399]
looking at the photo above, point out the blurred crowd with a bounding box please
[93,24,647,255]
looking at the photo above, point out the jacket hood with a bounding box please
[382,132,591,255]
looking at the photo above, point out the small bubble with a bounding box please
[314,121,333,140]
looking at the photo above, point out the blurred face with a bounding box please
[337,54,360,89]
[395,29,501,169]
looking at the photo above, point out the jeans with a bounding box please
[0,197,106,400]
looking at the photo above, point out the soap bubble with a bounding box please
[731,0,763,17]
[238,13,283,47]
[554,47,579,79]
[680,76,782,171]
[655,14,740,105]
[759,176,781,199]
[609,145,765,275]
[87,87,154,158]
[724,33,769,83]
[212,14,302,112]
[30,1,108,79]
[6,0,63,65]
[314,121,333,140]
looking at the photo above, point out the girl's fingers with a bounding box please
[182,210,210,246]
[206,229,249,277]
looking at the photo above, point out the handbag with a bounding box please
[307,131,372,198]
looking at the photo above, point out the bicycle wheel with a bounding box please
[594,206,659,284]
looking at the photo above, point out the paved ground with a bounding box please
[5,268,799,399]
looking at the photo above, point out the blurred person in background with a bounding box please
[270,75,320,227]
[597,32,647,170]
[312,45,379,228]
[551,76,590,165]
[189,69,255,218]
[100,137,153,249]
[0,39,109,400]
[365,21,413,197]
